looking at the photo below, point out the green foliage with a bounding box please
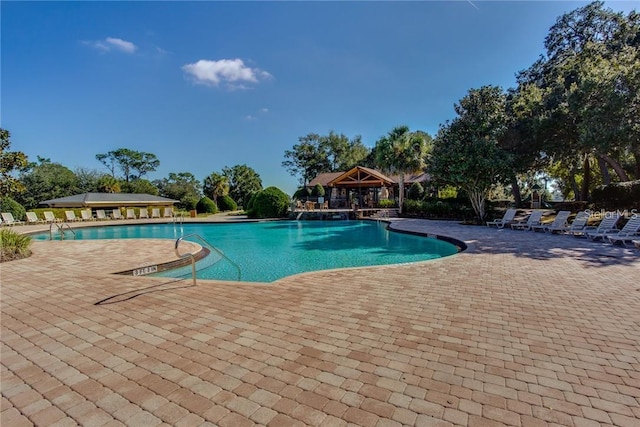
[74,167,102,193]
[378,199,396,208]
[0,197,26,221]
[96,175,121,193]
[0,128,28,197]
[154,172,202,210]
[293,187,311,200]
[196,196,218,214]
[591,180,640,210]
[121,178,159,195]
[402,198,475,220]
[222,165,262,207]
[247,186,290,218]
[203,172,229,203]
[96,148,159,182]
[217,195,238,211]
[246,192,257,212]
[407,182,424,200]
[17,160,79,209]
[181,195,199,211]
[312,184,325,197]
[0,228,32,262]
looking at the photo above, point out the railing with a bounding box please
[174,233,241,285]
[172,212,184,224]
[49,222,76,240]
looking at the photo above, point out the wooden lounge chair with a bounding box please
[606,216,640,246]
[510,210,543,231]
[26,212,45,224]
[126,208,137,220]
[531,210,571,233]
[2,212,25,226]
[486,208,517,228]
[584,213,622,240]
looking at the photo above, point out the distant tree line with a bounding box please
[0,132,263,212]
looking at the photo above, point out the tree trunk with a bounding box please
[580,153,591,202]
[597,155,611,186]
[599,153,629,182]
[398,173,405,214]
[511,176,522,207]
[569,172,580,201]
[466,187,487,223]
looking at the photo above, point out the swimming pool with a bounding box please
[36,221,459,282]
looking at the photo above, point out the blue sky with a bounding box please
[2,1,637,195]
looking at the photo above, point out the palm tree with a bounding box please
[374,126,429,213]
[203,172,229,204]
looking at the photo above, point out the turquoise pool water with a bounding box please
[36,221,459,282]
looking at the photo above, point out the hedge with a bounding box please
[591,180,640,211]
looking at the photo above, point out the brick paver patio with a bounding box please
[1,218,639,426]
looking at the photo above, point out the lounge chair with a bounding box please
[163,207,173,218]
[65,211,81,222]
[96,209,108,220]
[44,211,61,223]
[634,240,640,250]
[112,209,124,220]
[80,209,95,221]
[510,210,543,231]
[139,208,149,219]
[584,213,622,241]
[26,212,45,224]
[606,216,640,246]
[1,212,25,226]
[151,208,161,218]
[531,210,571,233]
[486,208,517,228]
[563,211,591,236]
[126,208,137,220]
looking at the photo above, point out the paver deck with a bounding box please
[1,217,639,426]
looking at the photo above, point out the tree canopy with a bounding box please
[0,128,28,197]
[96,148,160,182]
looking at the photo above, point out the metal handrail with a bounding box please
[49,222,76,240]
[173,212,184,224]
[174,233,241,285]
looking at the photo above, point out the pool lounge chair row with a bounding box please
[4,207,175,225]
[490,208,640,246]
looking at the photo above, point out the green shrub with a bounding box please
[218,195,238,211]
[0,228,32,262]
[196,197,218,214]
[591,180,640,211]
[180,195,199,211]
[247,186,290,218]
[293,187,311,200]
[312,184,325,197]
[407,182,424,200]
[378,199,396,208]
[0,197,26,221]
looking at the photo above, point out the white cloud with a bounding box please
[260,108,269,113]
[84,37,137,54]
[182,58,272,88]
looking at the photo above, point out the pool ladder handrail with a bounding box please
[174,233,241,285]
[49,222,76,240]
[172,212,184,224]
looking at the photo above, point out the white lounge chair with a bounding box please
[584,213,622,240]
[96,210,108,220]
[81,209,95,221]
[163,207,173,218]
[511,210,543,231]
[1,212,25,226]
[126,209,137,220]
[26,212,45,224]
[65,210,81,222]
[112,209,124,220]
[43,211,61,223]
[531,211,571,233]
[151,208,161,218]
[139,208,149,219]
[606,216,640,246]
[486,208,517,228]
[564,211,591,236]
